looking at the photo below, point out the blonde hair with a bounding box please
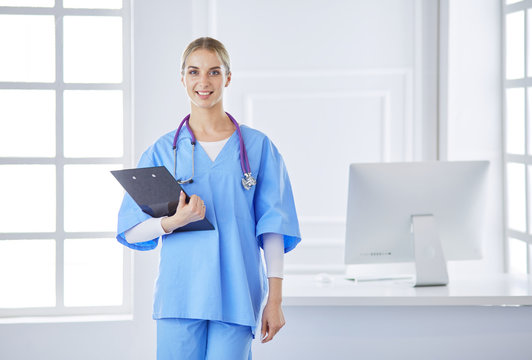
[180,37,231,75]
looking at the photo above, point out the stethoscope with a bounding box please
[172,112,257,190]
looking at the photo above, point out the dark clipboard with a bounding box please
[111,166,214,232]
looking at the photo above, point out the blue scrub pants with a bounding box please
[157,318,253,360]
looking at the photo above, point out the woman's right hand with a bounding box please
[161,191,206,233]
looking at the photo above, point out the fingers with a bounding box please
[261,317,267,342]
[172,193,205,228]
[189,195,202,208]
[261,326,280,343]
[261,321,283,343]
[187,195,206,220]
[177,190,186,210]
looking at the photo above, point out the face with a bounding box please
[181,48,231,110]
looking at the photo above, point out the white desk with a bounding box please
[282,273,532,306]
[251,274,532,359]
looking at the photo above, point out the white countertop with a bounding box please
[282,273,532,306]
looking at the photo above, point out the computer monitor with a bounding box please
[344,161,489,286]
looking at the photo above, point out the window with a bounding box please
[0,0,132,318]
[503,0,532,274]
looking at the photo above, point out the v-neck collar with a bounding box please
[195,129,238,165]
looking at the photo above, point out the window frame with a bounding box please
[0,0,133,318]
[503,0,532,274]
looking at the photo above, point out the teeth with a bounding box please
[198,91,211,96]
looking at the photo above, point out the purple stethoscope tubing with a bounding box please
[172,112,255,188]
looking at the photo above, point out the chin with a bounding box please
[191,99,223,110]
[191,102,215,109]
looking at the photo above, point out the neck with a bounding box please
[187,103,235,141]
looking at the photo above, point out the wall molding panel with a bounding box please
[228,69,413,161]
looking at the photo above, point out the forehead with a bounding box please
[185,48,224,68]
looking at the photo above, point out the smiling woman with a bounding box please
[116,37,301,360]
[180,39,234,141]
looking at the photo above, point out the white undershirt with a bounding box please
[124,138,285,278]
[199,138,230,161]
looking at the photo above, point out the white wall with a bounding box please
[442,0,504,275]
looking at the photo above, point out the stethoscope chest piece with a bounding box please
[242,172,256,190]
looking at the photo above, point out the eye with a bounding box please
[209,70,220,76]
[188,70,198,75]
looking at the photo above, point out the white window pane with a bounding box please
[63,16,122,83]
[509,238,527,274]
[507,163,526,232]
[0,90,55,157]
[64,90,123,158]
[506,88,525,154]
[64,164,123,232]
[0,165,55,232]
[0,0,54,6]
[63,0,121,9]
[0,240,55,308]
[0,15,55,82]
[506,11,525,80]
[64,238,123,307]
[507,0,523,4]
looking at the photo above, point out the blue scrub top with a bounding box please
[116,125,301,335]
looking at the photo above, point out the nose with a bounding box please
[198,72,210,87]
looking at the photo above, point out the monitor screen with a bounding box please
[345,161,489,268]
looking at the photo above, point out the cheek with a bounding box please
[183,76,195,89]
[217,79,227,90]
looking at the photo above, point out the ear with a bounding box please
[225,72,232,87]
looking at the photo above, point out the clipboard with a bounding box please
[111,166,215,232]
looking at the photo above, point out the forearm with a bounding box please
[263,233,284,278]
[161,215,186,233]
[124,217,168,244]
[267,277,283,304]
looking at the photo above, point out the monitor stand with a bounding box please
[411,214,449,286]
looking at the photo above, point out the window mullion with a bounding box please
[0,7,123,16]
[506,0,532,14]
[523,7,530,274]
[121,0,133,312]
[55,0,65,311]
[503,0,509,273]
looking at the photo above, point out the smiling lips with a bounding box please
[196,90,213,99]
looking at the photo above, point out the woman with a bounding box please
[116,37,301,360]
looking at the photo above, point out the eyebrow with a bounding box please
[187,66,222,70]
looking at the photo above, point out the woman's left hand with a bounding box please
[260,300,285,343]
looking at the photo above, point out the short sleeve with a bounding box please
[254,138,301,253]
[115,146,159,251]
